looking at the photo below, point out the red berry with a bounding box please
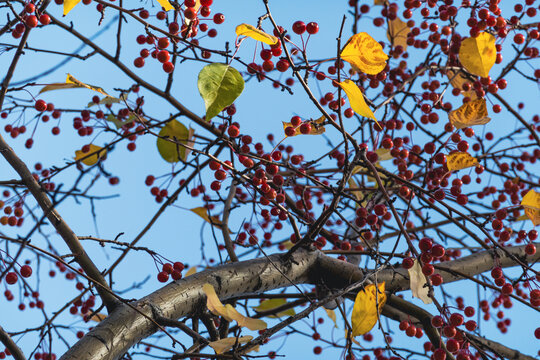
[163,61,174,73]
[213,13,225,24]
[306,22,319,34]
[292,21,306,35]
[5,272,18,285]
[133,57,145,68]
[26,15,38,28]
[39,14,50,25]
[227,125,240,137]
[157,271,169,283]
[20,265,32,278]
[35,99,47,112]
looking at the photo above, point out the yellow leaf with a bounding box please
[190,207,226,228]
[521,189,540,226]
[235,24,278,45]
[203,283,267,331]
[408,259,432,304]
[373,0,388,4]
[40,74,110,97]
[447,70,478,99]
[185,267,197,277]
[282,115,326,137]
[341,33,388,75]
[348,178,363,203]
[325,309,338,328]
[156,0,174,11]
[446,152,478,172]
[449,98,491,129]
[83,313,106,322]
[157,120,193,163]
[459,32,496,78]
[253,299,295,318]
[339,80,376,121]
[281,240,294,250]
[387,17,410,50]
[63,0,81,15]
[74,144,106,166]
[209,336,253,354]
[351,282,386,336]
[376,148,393,161]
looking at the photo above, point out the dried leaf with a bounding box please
[185,267,197,277]
[521,189,540,226]
[253,298,295,318]
[83,313,107,322]
[63,0,81,15]
[208,336,253,354]
[447,70,478,99]
[203,283,267,331]
[282,116,326,137]
[341,32,388,75]
[339,80,376,121]
[190,207,224,228]
[325,309,338,328]
[408,259,432,304]
[387,17,410,50]
[348,177,363,203]
[74,144,106,166]
[235,24,278,45]
[87,94,126,108]
[373,0,388,4]
[459,32,496,78]
[157,120,193,163]
[449,98,491,129]
[446,152,478,172]
[351,282,386,336]
[156,0,174,11]
[40,74,109,97]
[376,148,393,161]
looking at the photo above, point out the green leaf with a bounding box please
[157,119,192,163]
[197,63,244,121]
[106,114,128,129]
[253,298,296,318]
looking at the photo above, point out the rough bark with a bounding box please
[60,245,539,360]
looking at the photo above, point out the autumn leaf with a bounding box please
[446,152,478,172]
[339,80,377,121]
[156,0,174,11]
[198,63,244,121]
[449,98,491,129]
[203,283,267,331]
[373,0,388,4]
[282,115,325,137]
[408,259,432,304]
[459,32,496,78]
[185,267,197,277]
[387,17,410,50]
[325,309,338,328]
[521,189,540,226]
[235,24,278,45]
[208,336,253,354]
[351,282,386,336]
[87,94,126,108]
[447,70,478,99]
[40,74,110,97]
[190,207,225,228]
[63,0,81,15]
[253,298,296,318]
[74,144,106,166]
[157,120,194,163]
[341,32,388,75]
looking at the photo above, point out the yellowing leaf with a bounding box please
[339,80,376,122]
[341,33,388,75]
[376,148,393,161]
[351,282,386,336]
[87,94,126,108]
[235,24,278,45]
[374,0,388,4]
[447,70,478,99]
[348,178,363,203]
[521,189,540,226]
[40,74,110,97]
[253,298,295,318]
[63,0,81,15]
[74,144,106,166]
[325,309,338,328]
[83,312,106,322]
[203,283,267,331]
[446,152,478,172]
[281,240,294,250]
[459,32,496,78]
[156,0,173,11]
[449,98,491,129]
[408,259,432,304]
[157,120,193,163]
[282,116,326,137]
[208,336,253,354]
[387,17,410,50]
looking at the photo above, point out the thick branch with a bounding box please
[60,245,538,360]
[0,325,25,360]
